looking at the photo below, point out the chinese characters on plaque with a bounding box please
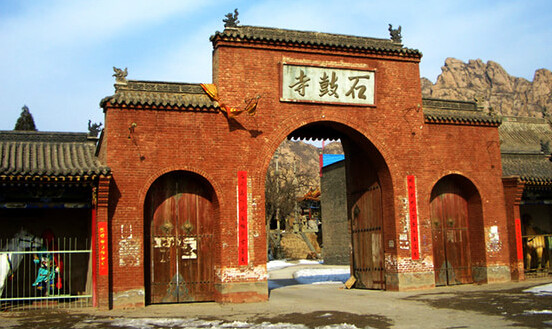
[238,171,248,266]
[282,64,375,105]
[407,175,420,260]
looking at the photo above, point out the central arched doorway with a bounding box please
[144,171,217,304]
[266,121,392,290]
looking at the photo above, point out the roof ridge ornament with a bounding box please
[388,24,402,44]
[223,8,239,28]
[113,67,128,85]
[88,120,103,137]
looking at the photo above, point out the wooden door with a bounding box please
[351,183,384,289]
[431,181,472,286]
[147,173,215,303]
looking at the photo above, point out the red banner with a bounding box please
[98,222,108,276]
[407,175,420,260]
[515,218,523,260]
[238,171,248,265]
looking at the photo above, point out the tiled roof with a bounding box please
[501,154,552,185]
[210,26,421,58]
[423,98,502,126]
[0,131,110,181]
[499,116,552,154]
[499,116,552,185]
[100,80,218,110]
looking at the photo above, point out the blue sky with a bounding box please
[1,0,550,132]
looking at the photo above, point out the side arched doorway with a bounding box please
[430,175,482,286]
[144,171,217,304]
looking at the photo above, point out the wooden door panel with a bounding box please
[371,231,384,286]
[445,228,471,284]
[431,181,472,286]
[351,183,384,290]
[176,190,214,302]
[432,226,447,286]
[150,196,178,303]
[147,173,215,304]
[442,191,471,285]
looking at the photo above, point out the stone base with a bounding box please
[385,267,512,291]
[215,281,269,303]
[485,265,512,283]
[473,265,511,283]
[510,261,526,281]
[385,271,435,291]
[112,288,145,309]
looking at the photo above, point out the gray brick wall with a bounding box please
[321,160,350,265]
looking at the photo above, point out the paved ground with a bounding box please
[2,265,552,329]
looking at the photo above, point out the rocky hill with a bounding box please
[268,140,343,194]
[421,58,552,118]
[322,141,344,154]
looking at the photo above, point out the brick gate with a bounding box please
[98,21,511,308]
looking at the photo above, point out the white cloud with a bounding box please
[0,0,219,131]
[0,1,208,47]
[0,0,550,131]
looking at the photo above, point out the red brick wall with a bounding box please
[101,36,511,305]
[502,177,525,280]
[421,124,509,268]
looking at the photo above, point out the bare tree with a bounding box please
[265,161,311,231]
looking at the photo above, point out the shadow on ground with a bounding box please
[253,310,392,329]
[7,311,95,329]
[405,286,552,328]
[6,310,392,329]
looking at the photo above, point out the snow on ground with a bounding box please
[267,259,322,271]
[293,268,350,285]
[523,282,552,296]
[523,310,552,315]
[90,317,363,329]
[267,259,350,290]
[268,259,350,285]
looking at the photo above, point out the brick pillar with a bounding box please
[95,175,111,309]
[503,176,525,281]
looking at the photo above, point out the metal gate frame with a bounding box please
[1,238,92,311]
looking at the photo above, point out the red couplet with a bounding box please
[407,175,420,260]
[98,222,109,276]
[515,218,523,260]
[238,171,248,265]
